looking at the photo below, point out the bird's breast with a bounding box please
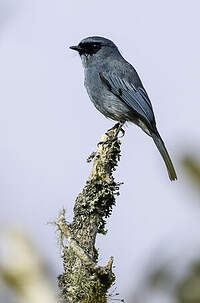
[84,69,132,122]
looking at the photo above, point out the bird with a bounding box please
[70,36,177,181]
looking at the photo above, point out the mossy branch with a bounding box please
[57,125,123,303]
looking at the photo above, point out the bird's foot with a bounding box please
[98,122,125,147]
[106,122,125,138]
[118,127,125,138]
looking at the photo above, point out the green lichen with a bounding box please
[58,246,115,303]
[58,133,122,303]
[74,176,120,234]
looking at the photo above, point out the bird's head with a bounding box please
[70,36,120,67]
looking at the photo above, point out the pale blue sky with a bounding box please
[0,1,200,302]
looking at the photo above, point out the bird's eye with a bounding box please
[92,43,101,49]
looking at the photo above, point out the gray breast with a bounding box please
[84,68,132,122]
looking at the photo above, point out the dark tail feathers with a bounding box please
[151,132,177,181]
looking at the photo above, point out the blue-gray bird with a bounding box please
[70,36,177,181]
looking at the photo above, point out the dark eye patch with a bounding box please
[78,42,101,55]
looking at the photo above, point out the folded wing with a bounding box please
[99,71,156,128]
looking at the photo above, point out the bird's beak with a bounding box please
[69,45,82,52]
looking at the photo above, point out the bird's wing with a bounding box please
[99,72,155,126]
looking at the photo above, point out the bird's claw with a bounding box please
[97,122,125,147]
[107,122,125,137]
[118,128,125,138]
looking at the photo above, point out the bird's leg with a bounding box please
[115,122,125,138]
[98,122,125,147]
[105,122,125,143]
[106,122,125,137]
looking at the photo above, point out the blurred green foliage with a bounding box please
[130,155,200,303]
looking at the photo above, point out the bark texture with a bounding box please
[57,126,122,303]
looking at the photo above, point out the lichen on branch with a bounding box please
[57,125,123,303]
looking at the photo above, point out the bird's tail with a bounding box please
[151,132,177,181]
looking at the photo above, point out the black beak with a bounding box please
[69,45,82,52]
